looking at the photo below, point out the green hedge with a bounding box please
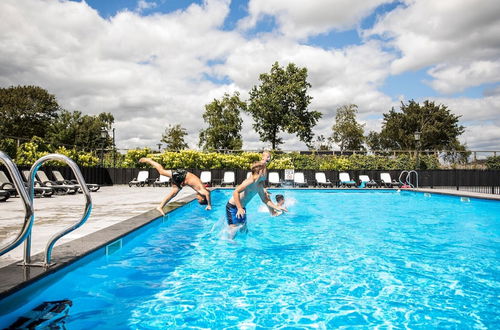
[122,149,440,170]
[485,156,500,169]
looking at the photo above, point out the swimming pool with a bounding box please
[0,189,499,328]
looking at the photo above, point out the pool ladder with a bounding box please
[0,151,92,268]
[398,170,419,188]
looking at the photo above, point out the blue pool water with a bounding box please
[1,190,499,328]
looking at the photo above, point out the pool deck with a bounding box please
[0,185,499,299]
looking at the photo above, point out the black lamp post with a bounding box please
[157,143,162,153]
[414,131,421,170]
[100,128,108,167]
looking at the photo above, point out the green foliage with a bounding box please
[0,85,60,140]
[331,104,365,151]
[267,157,294,170]
[124,148,153,168]
[318,156,351,171]
[47,110,114,151]
[161,124,189,151]
[0,138,17,159]
[199,92,244,151]
[485,156,500,169]
[379,100,465,151]
[247,62,322,149]
[15,140,49,166]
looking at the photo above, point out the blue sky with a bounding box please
[2,0,500,149]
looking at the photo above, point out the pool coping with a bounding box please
[1,187,498,300]
[0,192,198,300]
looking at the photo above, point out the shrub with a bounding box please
[485,156,500,169]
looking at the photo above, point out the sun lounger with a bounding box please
[339,172,357,188]
[380,172,401,188]
[0,170,19,197]
[129,171,149,187]
[315,172,333,187]
[358,175,378,188]
[293,172,308,187]
[0,189,10,202]
[153,175,170,187]
[52,170,100,192]
[268,172,281,187]
[200,171,212,186]
[36,170,79,194]
[21,171,54,197]
[221,171,235,186]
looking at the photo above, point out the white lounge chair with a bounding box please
[339,172,357,188]
[246,172,252,179]
[52,170,100,192]
[380,172,400,188]
[129,170,149,187]
[315,172,333,187]
[293,172,308,187]
[358,175,378,188]
[37,170,78,194]
[153,175,170,187]
[200,171,212,186]
[221,171,235,186]
[268,172,281,187]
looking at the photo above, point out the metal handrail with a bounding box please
[398,170,409,186]
[407,170,419,188]
[24,154,92,267]
[0,152,34,257]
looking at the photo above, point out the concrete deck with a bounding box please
[0,185,196,268]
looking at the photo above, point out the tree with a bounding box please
[313,134,333,151]
[199,92,244,151]
[47,110,114,151]
[379,100,465,150]
[246,62,322,149]
[0,85,60,140]
[331,104,365,151]
[162,124,188,151]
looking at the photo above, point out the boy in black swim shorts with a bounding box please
[139,158,212,214]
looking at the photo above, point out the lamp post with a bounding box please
[100,128,108,168]
[414,131,421,170]
[157,143,162,153]
[112,127,116,168]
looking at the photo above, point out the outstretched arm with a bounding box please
[200,187,212,210]
[258,185,286,213]
[157,186,180,215]
[139,158,170,177]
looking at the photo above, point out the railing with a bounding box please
[0,152,34,258]
[24,154,92,267]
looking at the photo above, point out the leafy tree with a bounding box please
[0,85,60,140]
[314,134,333,151]
[247,62,322,149]
[365,131,383,151]
[379,100,465,150]
[199,92,244,151]
[331,104,365,151]
[47,110,114,151]
[161,124,189,151]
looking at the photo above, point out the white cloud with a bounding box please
[366,0,500,93]
[427,61,500,94]
[239,0,391,38]
[136,0,157,13]
[0,0,498,151]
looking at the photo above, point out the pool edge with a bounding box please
[0,191,199,300]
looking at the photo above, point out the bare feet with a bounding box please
[156,206,165,216]
[205,205,212,210]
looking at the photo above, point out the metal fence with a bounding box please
[5,166,498,195]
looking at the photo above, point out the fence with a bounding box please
[5,166,498,195]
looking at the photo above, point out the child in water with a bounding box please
[273,194,288,216]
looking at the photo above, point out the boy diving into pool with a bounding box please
[226,161,286,239]
[139,158,212,214]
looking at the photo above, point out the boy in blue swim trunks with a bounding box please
[226,161,286,239]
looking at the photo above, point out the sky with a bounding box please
[0,0,499,151]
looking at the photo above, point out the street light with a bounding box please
[157,143,162,153]
[414,131,421,170]
[100,128,108,167]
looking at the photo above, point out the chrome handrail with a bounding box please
[398,170,409,186]
[0,152,34,257]
[407,170,419,188]
[25,154,92,267]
